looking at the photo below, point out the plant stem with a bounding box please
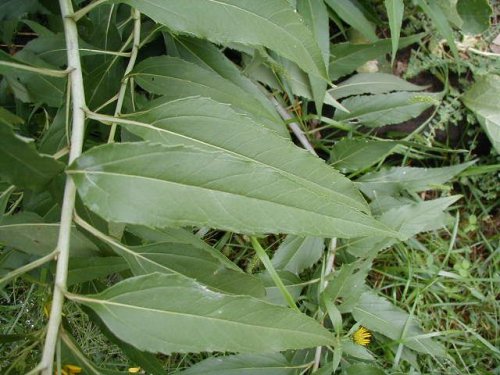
[0,61,68,77]
[312,238,337,372]
[0,249,57,288]
[38,0,87,373]
[250,236,300,312]
[108,8,141,142]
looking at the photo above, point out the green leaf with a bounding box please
[330,73,425,100]
[416,0,459,61]
[324,0,377,43]
[348,196,461,257]
[384,0,404,66]
[0,0,37,21]
[335,92,441,128]
[0,118,64,191]
[259,270,303,306]
[352,291,446,356]
[120,96,368,213]
[70,273,336,354]
[329,34,424,80]
[105,240,265,297]
[127,224,241,272]
[132,56,285,135]
[345,363,385,375]
[162,34,286,137]
[67,257,129,286]
[0,219,99,257]
[462,74,500,153]
[323,260,371,313]
[69,142,398,239]
[0,50,65,107]
[456,0,492,34]
[330,139,399,173]
[182,353,301,374]
[357,161,475,198]
[115,0,327,79]
[271,235,324,275]
[297,0,330,114]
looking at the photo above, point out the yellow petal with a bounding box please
[128,367,141,374]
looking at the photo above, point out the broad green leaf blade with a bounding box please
[330,139,398,173]
[182,353,301,374]
[357,161,475,199]
[457,0,492,34]
[132,56,285,135]
[162,33,285,136]
[462,74,500,153]
[297,0,330,114]
[0,216,99,257]
[324,0,377,43]
[416,0,459,61]
[69,142,398,239]
[0,120,65,191]
[70,273,336,354]
[259,270,303,306]
[384,0,404,66]
[115,0,327,79]
[329,34,424,80]
[107,240,265,297]
[347,196,461,257]
[271,235,324,275]
[67,257,129,286]
[121,96,368,213]
[330,73,425,100]
[334,92,441,128]
[352,291,446,356]
[127,224,241,272]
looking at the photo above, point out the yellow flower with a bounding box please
[128,367,141,374]
[353,326,371,346]
[56,364,82,374]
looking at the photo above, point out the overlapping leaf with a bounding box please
[120,96,368,213]
[116,0,327,78]
[69,142,397,238]
[131,56,285,135]
[70,273,336,354]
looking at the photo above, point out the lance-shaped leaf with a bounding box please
[357,162,474,199]
[104,239,265,297]
[271,235,324,275]
[329,34,424,80]
[329,73,425,100]
[119,96,368,213]
[70,273,336,354]
[0,120,65,191]
[115,0,327,78]
[462,74,500,153]
[182,353,302,374]
[69,142,398,239]
[0,216,98,257]
[334,92,441,128]
[132,56,285,135]
[353,291,446,356]
[162,34,286,137]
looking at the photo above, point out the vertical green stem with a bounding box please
[250,236,300,312]
[312,238,337,372]
[38,1,87,373]
[108,8,141,142]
